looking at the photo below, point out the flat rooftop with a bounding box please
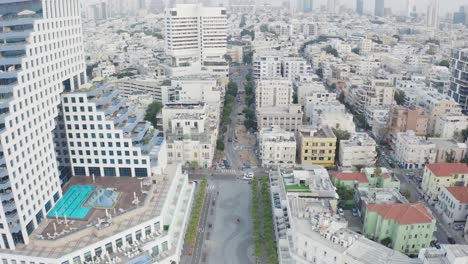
[1,164,185,260]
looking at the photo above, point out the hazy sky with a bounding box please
[314,0,468,14]
[82,0,468,14]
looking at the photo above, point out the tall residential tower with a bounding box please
[375,0,384,17]
[448,48,468,113]
[0,0,86,248]
[164,4,228,77]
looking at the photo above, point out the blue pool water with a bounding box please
[83,188,120,209]
[47,185,95,219]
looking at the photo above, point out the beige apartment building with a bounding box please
[387,106,429,142]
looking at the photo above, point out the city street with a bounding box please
[182,64,259,264]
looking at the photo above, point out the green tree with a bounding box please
[246,72,253,82]
[316,68,323,80]
[216,139,225,151]
[438,60,450,68]
[323,45,339,57]
[333,128,351,163]
[244,108,256,120]
[462,126,468,141]
[380,237,392,247]
[245,96,255,107]
[394,90,406,106]
[244,81,255,95]
[144,101,163,127]
[244,119,257,130]
[240,29,255,40]
[260,24,269,32]
[243,51,254,64]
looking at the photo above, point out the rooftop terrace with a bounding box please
[1,164,187,260]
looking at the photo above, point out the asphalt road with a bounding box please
[223,64,252,172]
[206,179,254,264]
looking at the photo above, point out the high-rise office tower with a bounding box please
[406,0,416,17]
[426,0,439,28]
[375,0,384,17]
[149,0,165,13]
[453,6,467,25]
[302,0,313,12]
[0,0,86,248]
[449,49,468,113]
[356,0,363,16]
[165,4,227,75]
[327,0,336,14]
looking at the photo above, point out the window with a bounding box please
[119,168,132,177]
[135,168,147,177]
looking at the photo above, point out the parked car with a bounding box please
[447,237,456,244]
[352,208,358,217]
[430,240,441,249]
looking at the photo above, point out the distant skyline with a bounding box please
[81,0,468,15]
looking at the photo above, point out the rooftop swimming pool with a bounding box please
[47,185,95,219]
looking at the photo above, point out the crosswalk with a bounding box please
[217,169,238,175]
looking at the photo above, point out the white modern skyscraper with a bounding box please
[406,0,416,17]
[327,0,336,14]
[164,4,228,76]
[0,0,86,248]
[426,0,439,28]
[375,0,385,17]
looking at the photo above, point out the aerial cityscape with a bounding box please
[0,0,468,263]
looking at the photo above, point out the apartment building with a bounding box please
[255,79,293,108]
[437,186,468,224]
[332,167,400,189]
[394,131,436,169]
[299,126,336,168]
[258,126,296,168]
[0,0,86,248]
[387,106,429,142]
[422,163,468,201]
[339,133,377,168]
[434,114,468,139]
[429,138,467,163]
[61,82,168,176]
[281,57,311,80]
[355,187,408,222]
[164,4,228,76]
[257,105,303,133]
[269,169,417,264]
[252,52,282,79]
[448,48,468,112]
[160,77,223,108]
[162,103,218,168]
[114,77,165,102]
[363,203,436,255]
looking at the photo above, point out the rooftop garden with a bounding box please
[286,184,309,191]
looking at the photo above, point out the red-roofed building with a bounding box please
[422,163,468,200]
[363,203,436,255]
[331,167,400,189]
[331,172,368,188]
[437,186,468,224]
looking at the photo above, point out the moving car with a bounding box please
[242,172,254,181]
[338,208,344,217]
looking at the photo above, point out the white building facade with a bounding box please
[0,0,86,248]
[255,79,293,108]
[258,126,296,168]
[394,131,436,169]
[339,133,377,168]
